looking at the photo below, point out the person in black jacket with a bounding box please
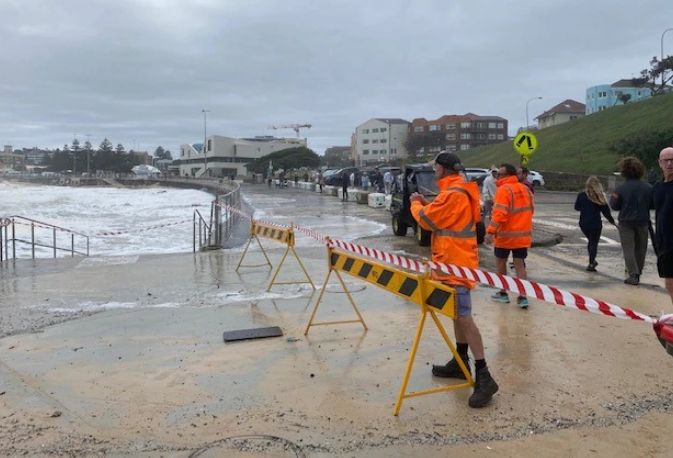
[653,147,673,306]
[609,157,653,285]
[575,176,616,271]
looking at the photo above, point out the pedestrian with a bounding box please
[410,151,499,408]
[375,170,384,193]
[341,171,350,201]
[318,172,323,193]
[350,171,356,189]
[652,147,673,305]
[574,176,616,272]
[516,166,535,193]
[303,172,309,183]
[294,172,298,186]
[361,173,369,191]
[481,166,498,222]
[609,157,652,285]
[384,170,393,195]
[484,163,535,308]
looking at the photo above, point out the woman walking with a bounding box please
[574,176,616,271]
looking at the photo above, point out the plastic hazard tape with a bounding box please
[213,202,252,221]
[329,248,456,318]
[252,221,294,246]
[0,217,12,227]
[294,224,327,245]
[14,220,84,236]
[93,219,192,237]
[327,237,655,325]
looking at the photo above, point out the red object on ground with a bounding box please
[654,317,673,356]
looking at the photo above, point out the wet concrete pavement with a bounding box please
[1,183,673,457]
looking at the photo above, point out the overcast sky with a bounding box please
[2,0,672,154]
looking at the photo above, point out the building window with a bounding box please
[446,123,456,129]
[363,129,369,134]
[363,139,369,144]
[461,122,471,128]
[497,122,504,129]
[569,115,578,120]
[460,133,471,139]
[363,149,369,155]
[477,133,486,140]
[488,122,496,129]
[497,134,504,140]
[391,148,396,154]
[429,125,438,131]
[372,139,379,143]
[380,128,387,133]
[599,106,606,111]
[460,144,470,150]
[414,126,424,133]
[380,149,387,154]
[207,139,212,151]
[446,134,456,140]
[380,138,387,143]
[598,91,607,98]
[447,145,457,152]
[488,133,496,140]
[372,128,379,133]
[476,122,485,128]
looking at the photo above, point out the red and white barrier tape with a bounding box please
[328,237,656,325]
[93,219,192,237]
[294,224,327,245]
[13,220,84,236]
[213,202,252,221]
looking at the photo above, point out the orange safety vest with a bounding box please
[411,174,480,289]
[487,175,534,249]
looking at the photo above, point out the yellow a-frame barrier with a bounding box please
[236,220,315,292]
[304,240,473,415]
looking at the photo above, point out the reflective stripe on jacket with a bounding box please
[410,174,480,289]
[486,175,534,249]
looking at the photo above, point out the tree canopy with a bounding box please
[608,127,673,171]
[245,146,321,174]
[631,55,673,95]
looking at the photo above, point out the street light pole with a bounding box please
[526,96,543,131]
[661,28,673,93]
[85,134,91,176]
[202,109,211,177]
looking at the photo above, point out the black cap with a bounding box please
[431,151,464,172]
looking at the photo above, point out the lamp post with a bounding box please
[85,134,91,176]
[202,109,210,177]
[526,96,543,131]
[661,28,673,93]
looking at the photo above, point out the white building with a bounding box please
[353,118,410,166]
[178,135,306,178]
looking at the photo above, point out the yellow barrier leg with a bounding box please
[292,247,316,290]
[334,270,368,331]
[267,245,291,291]
[257,236,273,267]
[304,269,333,335]
[428,310,474,386]
[235,235,254,272]
[236,235,272,271]
[394,306,429,416]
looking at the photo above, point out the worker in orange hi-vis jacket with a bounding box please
[410,151,499,409]
[484,163,535,308]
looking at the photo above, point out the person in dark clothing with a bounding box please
[575,176,616,271]
[341,171,350,201]
[516,166,535,194]
[653,147,673,306]
[609,157,653,285]
[294,172,298,186]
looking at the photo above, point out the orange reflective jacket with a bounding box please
[487,175,534,249]
[411,174,480,289]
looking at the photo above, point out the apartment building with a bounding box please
[178,135,305,178]
[586,79,653,115]
[353,118,410,166]
[409,113,508,154]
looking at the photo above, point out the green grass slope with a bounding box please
[461,92,673,175]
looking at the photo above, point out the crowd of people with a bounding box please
[407,148,673,410]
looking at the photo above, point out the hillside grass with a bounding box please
[459,92,673,175]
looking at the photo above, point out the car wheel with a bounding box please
[532,180,541,187]
[392,214,408,236]
[416,225,431,246]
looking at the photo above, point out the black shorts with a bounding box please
[494,247,528,260]
[658,249,673,278]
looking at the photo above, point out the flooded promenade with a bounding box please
[1,182,672,457]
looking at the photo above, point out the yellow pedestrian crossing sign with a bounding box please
[513,132,538,156]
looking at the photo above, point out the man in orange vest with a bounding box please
[410,151,499,408]
[484,163,535,308]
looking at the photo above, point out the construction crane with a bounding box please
[268,123,312,139]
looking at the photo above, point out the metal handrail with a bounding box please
[0,216,90,261]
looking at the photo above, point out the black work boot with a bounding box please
[624,274,639,285]
[468,367,499,408]
[431,355,470,379]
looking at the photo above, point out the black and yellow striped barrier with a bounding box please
[305,239,472,415]
[236,220,315,291]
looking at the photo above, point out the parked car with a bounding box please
[323,167,359,186]
[464,168,490,185]
[527,170,545,187]
[389,164,485,246]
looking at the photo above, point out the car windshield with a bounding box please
[415,172,438,195]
